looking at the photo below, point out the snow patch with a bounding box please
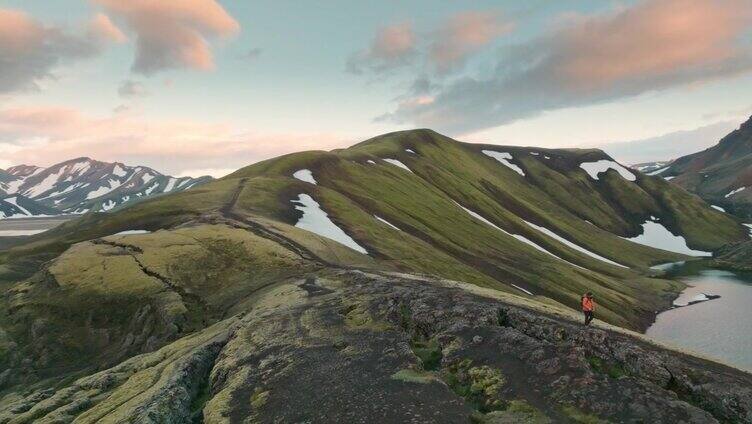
[524,220,629,268]
[112,164,128,177]
[4,178,24,194]
[664,176,675,181]
[100,200,117,211]
[374,215,401,231]
[579,160,636,181]
[113,230,151,236]
[145,183,160,195]
[383,159,412,173]
[454,202,585,269]
[711,205,725,213]
[511,284,534,296]
[42,182,84,199]
[5,197,31,216]
[405,149,416,154]
[86,179,122,200]
[24,168,64,198]
[67,160,91,176]
[142,173,155,185]
[622,221,711,256]
[725,187,746,198]
[293,169,317,185]
[164,178,178,192]
[366,160,376,164]
[647,167,669,176]
[482,150,525,176]
[291,194,368,254]
[650,261,685,272]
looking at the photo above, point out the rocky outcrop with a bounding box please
[2,270,750,423]
[712,240,752,272]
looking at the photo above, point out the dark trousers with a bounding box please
[583,310,594,325]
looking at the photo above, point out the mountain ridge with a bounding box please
[0,128,749,422]
[3,129,746,329]
[662,115,752,218]
[0,157,212,218]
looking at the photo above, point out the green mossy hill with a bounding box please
[1,271,749,423]
[0,223,369,392]
[2,129,745,332]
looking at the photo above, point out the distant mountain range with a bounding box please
[658,115,752,219]
[0,158,212,219]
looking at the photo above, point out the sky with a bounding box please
[1,0,752,177]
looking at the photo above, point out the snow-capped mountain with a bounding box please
[630,161,673,174]
[0,158,212,218]
[0,195,58,219]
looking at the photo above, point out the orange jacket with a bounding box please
[582,296,594,312]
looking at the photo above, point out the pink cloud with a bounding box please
[554,0,752,91]
[0,9,43,53]
[384,0,752,134]
[429,11,513,74]
[0,8,119,93]
[347,22,416,74]
[94,0,240,75]
[88,13,127,43]
[0,105,352,175]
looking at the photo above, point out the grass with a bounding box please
[391,369,439,384]
[410,339,442,371]
[0,127,744,337]
[1,224,319,386]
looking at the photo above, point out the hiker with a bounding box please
[582,292,595,325]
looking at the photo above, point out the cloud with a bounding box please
[243,47,262,61]
[0,105,351,176]
[0,8,122,93]
[87,13,127,43]
[347,22,416,74]
[118,80,148,97]
[383,0,752,134]
[428,11,513,74]
[94,0,240,75]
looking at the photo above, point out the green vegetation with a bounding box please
[391,369,439,384]
[410,338,442,371]
[561,405,610,424]
[0,128,748,418]
[2,128,744,332]
[443,359,505,413]
[587,356,629,379]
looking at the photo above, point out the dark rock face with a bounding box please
[712,240,752,272]
[4,270,749,423]
[666,115,752,219]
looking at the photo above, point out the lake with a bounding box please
[646,262,752,372]
[0,216,75,250]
